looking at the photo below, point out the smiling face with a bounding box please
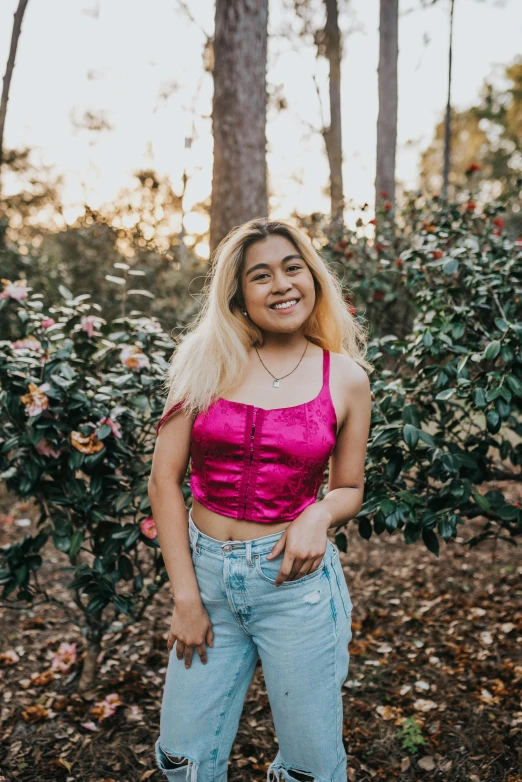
[240,234,316,337]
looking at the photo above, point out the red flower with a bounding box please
[466,162,481,174]
[374,243,385,253]
[395,259,403,268]
[373,291,385,301]
[383,201,392,211]
[332,240,348,252]
[379,191,388,199]
[493,217,505,229]
[432,250,443,259]
[466,202,476,212]
[492,229,501,236]
[369,218,377,225]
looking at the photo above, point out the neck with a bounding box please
[257,330,309,354]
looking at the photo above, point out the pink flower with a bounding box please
[140,517,157,539]
[89,693,123,721]
[36,439,63,458]
[51,642,77,672]
[12,336,43,354]
[98,416,122,439]
[41,317,55,328]
[20,382,51,417]
[81,315,101,337]
[1,278,28,300]
[81,721,99,731]
[0,649,20,665]
[120,344,150,371]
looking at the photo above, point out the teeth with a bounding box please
[272,299,297,310]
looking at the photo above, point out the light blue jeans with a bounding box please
[155,508,353,782]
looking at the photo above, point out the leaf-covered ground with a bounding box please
[0,483,521,782]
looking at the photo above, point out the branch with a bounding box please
[0,0,30,171]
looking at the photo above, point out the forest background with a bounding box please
[0,1,521,781]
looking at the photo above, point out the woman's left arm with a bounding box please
[317,361,372,529]
[267,360,372,584]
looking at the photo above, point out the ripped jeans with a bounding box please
[155,508,353,782]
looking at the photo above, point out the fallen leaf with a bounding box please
[418,755,435,771]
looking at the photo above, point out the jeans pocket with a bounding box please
[254,549,327,586]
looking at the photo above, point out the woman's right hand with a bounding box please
[167,597,214,668]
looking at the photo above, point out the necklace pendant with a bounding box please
[273,379,280,388]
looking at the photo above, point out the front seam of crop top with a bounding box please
[155,348,338,522]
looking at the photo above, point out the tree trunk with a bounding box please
[209,0,269,256]
[77,610,103,692]
[375,0,399,210]
[323,0,344,229]
[0,0,29,180]
[442,0,455,201]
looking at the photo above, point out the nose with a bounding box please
[271,270,292,294]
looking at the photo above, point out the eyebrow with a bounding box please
[245,254,303,278]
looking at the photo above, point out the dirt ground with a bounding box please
[0,483,521,782]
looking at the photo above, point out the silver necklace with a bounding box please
[254,340,309,388]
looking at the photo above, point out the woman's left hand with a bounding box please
[266,504,331,586]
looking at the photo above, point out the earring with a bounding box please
[242,309,247,316]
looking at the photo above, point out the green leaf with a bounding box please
[403,424,419,450]
[443,259,459,274]
[422,528,439,557]
[484,340,501,361]
[486,409,501,434]
[372,428,400,447]
[69,530,84,559]
[506,375,522,397]
[422,331,433,348]
[472,387,487,408]
[494,318,508,332]
[358,517,372,540]
[438,515,457,541]
[435,388,455,401]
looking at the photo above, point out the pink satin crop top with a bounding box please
[155,348,338,522]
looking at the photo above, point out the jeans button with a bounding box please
[223,544,232,552]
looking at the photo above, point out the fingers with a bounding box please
[266,531,286,559]
[276,556,323,584]
[172,630,214,668]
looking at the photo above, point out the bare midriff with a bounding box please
[191,497,292,541]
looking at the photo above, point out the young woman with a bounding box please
[149,218,372,782]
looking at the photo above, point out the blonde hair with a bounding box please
[161,217,373,415]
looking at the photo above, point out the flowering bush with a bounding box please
[0,284,185,688]
[324,194,522,553]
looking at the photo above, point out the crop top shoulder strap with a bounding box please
[155,400,186,437]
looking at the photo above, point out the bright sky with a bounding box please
[1,0,521,244]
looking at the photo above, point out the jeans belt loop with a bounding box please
[245,541,254,567]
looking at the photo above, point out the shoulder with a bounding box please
[329,352,371,419]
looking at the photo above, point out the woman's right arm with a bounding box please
[148,403,214,667]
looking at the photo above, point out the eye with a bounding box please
[252,265,302,281]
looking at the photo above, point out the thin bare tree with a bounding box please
[0,0,30,180]
[375,0,399,210]
[442,0,455,200]
[323,0,344,228]
[209,0,269,255]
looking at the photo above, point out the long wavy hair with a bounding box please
[161,217,373,415]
